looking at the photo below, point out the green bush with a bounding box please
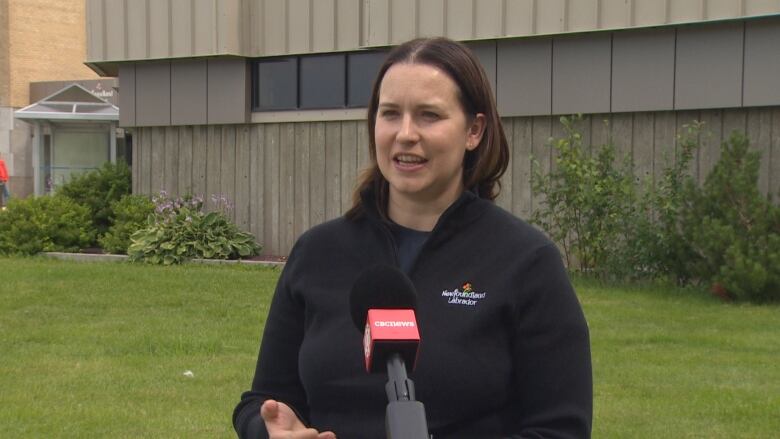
[679,132,780,302]
[98,194,155,254]
[127,193,261,265]
[0,195,94,255]
[532,120,780,302]
[615,122,703,282]
[58,161,131,238]
[531,116,635,274]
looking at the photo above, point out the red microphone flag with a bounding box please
[363,309,420,373]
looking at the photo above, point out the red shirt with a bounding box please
[0,159,8,182]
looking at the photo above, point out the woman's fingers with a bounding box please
[260,399,281,424]
[262,400,334,439]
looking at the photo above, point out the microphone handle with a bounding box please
[386,400,430,439]
[385,353,430,439]
[385,353,415,401]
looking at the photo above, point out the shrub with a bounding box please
[127,193,261,265]
[679,132,780,302]
[0,195,94,255]
[98,194,155,254]
[58,161,131,238]
[614,122,703,282]
[532,119,780,302]
[531,116,636,274]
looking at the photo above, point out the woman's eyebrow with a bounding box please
[378,101,444,110]
[416,103,443,111]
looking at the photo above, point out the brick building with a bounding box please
[0,0,102,198]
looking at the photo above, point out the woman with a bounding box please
[234,37,592,439]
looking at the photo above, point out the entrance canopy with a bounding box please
[14,84,120,196]
[15,84,119,122]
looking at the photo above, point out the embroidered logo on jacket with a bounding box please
[441,282,486,306]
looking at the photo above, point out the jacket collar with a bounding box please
[357,188,488,246]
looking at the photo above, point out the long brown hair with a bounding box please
[346,37,509,219]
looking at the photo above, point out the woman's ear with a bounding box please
[466,113,486,151]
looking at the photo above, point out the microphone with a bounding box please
[349,265,430,439]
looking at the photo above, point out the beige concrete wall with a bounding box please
[8,0,99,107]
[86,0,780,68]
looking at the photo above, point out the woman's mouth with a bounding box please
[393,154,427,170]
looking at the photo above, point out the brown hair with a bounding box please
[346,37,509,219]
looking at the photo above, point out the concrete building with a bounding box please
[0,0,110,198]
[85,0,780,256]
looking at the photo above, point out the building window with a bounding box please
[347,51,387,107]
[251,50,388,112]
[300,54,346,109]
[253,57,298,111]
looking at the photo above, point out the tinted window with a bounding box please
[254,57,298,110]
[299,54,346,109]
[347,50,388,107]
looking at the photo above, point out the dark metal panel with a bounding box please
[744,18,780,107]
[552,33,611,115]
[496,38,552,117]
[135,61,171,126]
[675,22,743,110]
[207,58,249,124]
[118,65,136,127]
[612,28,675,112]
[467,41,497,94]
[171,59,207,125]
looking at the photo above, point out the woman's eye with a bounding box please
[421,111,440,121]
[380,110,399,118]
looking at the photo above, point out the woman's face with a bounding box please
[374,63,484,207]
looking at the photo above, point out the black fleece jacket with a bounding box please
[233,191,592,438]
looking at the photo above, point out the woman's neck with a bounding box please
[387,186,463,232]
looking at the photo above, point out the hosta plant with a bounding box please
[127,192,261,265]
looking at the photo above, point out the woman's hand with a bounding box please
[261,399,337,439]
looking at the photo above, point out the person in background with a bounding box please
[0,157,10,207]
[234,37,592,439]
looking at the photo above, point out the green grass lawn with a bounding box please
[1,258,778,438]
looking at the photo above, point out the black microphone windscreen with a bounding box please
[349,265,417,332]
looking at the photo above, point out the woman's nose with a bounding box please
[396,114,419,144]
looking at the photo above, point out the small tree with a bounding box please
[617,122,703,282]
[679,132,780,301]
[531,116,635,274]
